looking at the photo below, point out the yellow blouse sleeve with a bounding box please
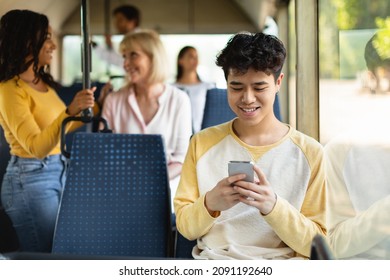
[0,85,69,159]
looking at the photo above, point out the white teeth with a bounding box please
[242,108,257,112]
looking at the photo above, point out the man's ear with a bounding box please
[276,73,284,91]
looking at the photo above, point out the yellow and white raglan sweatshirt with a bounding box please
[174,120,327,260]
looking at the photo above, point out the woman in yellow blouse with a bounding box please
[0,9,95,252]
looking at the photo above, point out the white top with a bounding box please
[173,82,215,133]
[92,28,142,68]
[93,44,124,68]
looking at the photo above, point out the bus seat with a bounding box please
[202,88,282,129]
[200,88,236,129]
[200,88,282,130]
[274,94,282,121]
[52,133,173,258]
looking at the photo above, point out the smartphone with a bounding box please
[228,161,254,182]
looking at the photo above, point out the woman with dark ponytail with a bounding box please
[173,46,214,133]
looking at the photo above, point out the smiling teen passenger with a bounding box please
[174,32,327,259]
[0,9,96,252]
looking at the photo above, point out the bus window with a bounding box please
[62,34,232,88]
[319,1,390,144]
[319,0,390,260]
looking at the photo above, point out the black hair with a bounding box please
[216,32,286,82]
[0,9,59,89]
[176,46,201,82]
[113,5,141,27]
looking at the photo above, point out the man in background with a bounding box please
[94,5,141,67]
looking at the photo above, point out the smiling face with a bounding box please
[122,43,152,85]
[227,67,283,129]
[38,26,56,67]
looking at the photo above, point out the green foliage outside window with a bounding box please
[372,17,390,60]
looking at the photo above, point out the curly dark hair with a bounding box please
[0,9,59,89]
[216,32,286,82]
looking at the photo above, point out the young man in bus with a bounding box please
[174,32,327,259]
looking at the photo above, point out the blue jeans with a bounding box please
[1,154,68,252]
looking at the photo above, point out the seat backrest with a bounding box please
[200,88,282,130]
[52,133,173,258]
[274,94,282,121]
[201,88,236,129]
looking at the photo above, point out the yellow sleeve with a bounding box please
[264,143,327,257]
[0,86,70,159]
[174,135,218,240]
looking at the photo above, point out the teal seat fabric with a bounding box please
[201,88,282,130]
[201,88,236,129]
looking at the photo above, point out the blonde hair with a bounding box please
[120,29,169,84]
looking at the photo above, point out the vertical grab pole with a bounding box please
[60,0,113,158]
[104,0,111,76]
[80,0,93,118]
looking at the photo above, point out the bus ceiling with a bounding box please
[0,0,286,35]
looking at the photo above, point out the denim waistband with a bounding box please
[10,154,65,164]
